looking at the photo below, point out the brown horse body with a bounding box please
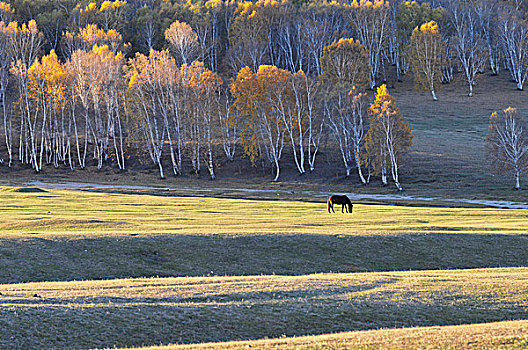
[327,195,353,213]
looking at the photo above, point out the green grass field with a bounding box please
[1,186,528,283]
[1,186,528,349]
[2,186,528,237]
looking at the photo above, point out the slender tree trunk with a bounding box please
[381,151,388,185]
[207,125,215,180]
[354,145,367,184]
[82,110,89,168]
[273,156,280,182]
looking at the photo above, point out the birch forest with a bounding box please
[0,0,527,190]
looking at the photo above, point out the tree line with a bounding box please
[0,0,527,190]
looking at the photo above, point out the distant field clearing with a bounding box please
[1,186,528,283]
[0,187,527,237]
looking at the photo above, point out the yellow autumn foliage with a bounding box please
[416,20,439,35]
[28,50,67,107]
[351,0,387,9]
[0,2,14,15]
[81,2,97,14]
[100,0,127,12]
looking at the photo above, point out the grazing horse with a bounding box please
[327,195,353,213]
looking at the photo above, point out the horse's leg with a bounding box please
[342,204,345,213]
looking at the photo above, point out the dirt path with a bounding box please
[24,180,528,209]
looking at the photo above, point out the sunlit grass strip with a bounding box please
[0,187,527,237]
[127,320,528,350]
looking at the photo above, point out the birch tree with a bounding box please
[498,10,528,90]
[134,5,158,52]
[320,38,370,181]
[475,0,501,75]
[396,1,445,77]
[26,50,68,170]
[94,44,126,170]
[231,65,288,181]
[366,84,412,190]
[127,50,183,178]
[228,1,269,73]
[0,19,14,165]
[9,20,43,171]
[67,49,93,169]
[326,89,369,182]
[99,0,128,32]
[349,0,390,89]
[410,20,445,100]
[0,2,14,23]
[219,89,237,161]
[181,61,206,175]
[486,107,528,190]
[62,24,124,58]
[165,20,199,65]
[299,2,348,76]
[289,70,322,173]
[449,2,488,97]
[194,69,223,179]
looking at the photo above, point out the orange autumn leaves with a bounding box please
[231,65,306,175]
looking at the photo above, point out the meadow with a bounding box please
[2,268,528,348]
[1,187,528,283]
[130,321,528,349]
[0,186,528,348]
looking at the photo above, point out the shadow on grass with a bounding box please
[1,233,528,283]
[1,269,527,349]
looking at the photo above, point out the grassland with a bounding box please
[128,320,528,349]
[1,186,528,283]
[2,186,528,237]
[1,268,528,349]
[1,186,528,348]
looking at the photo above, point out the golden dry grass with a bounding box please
[1,268,528,348]
[131,320,528,349]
